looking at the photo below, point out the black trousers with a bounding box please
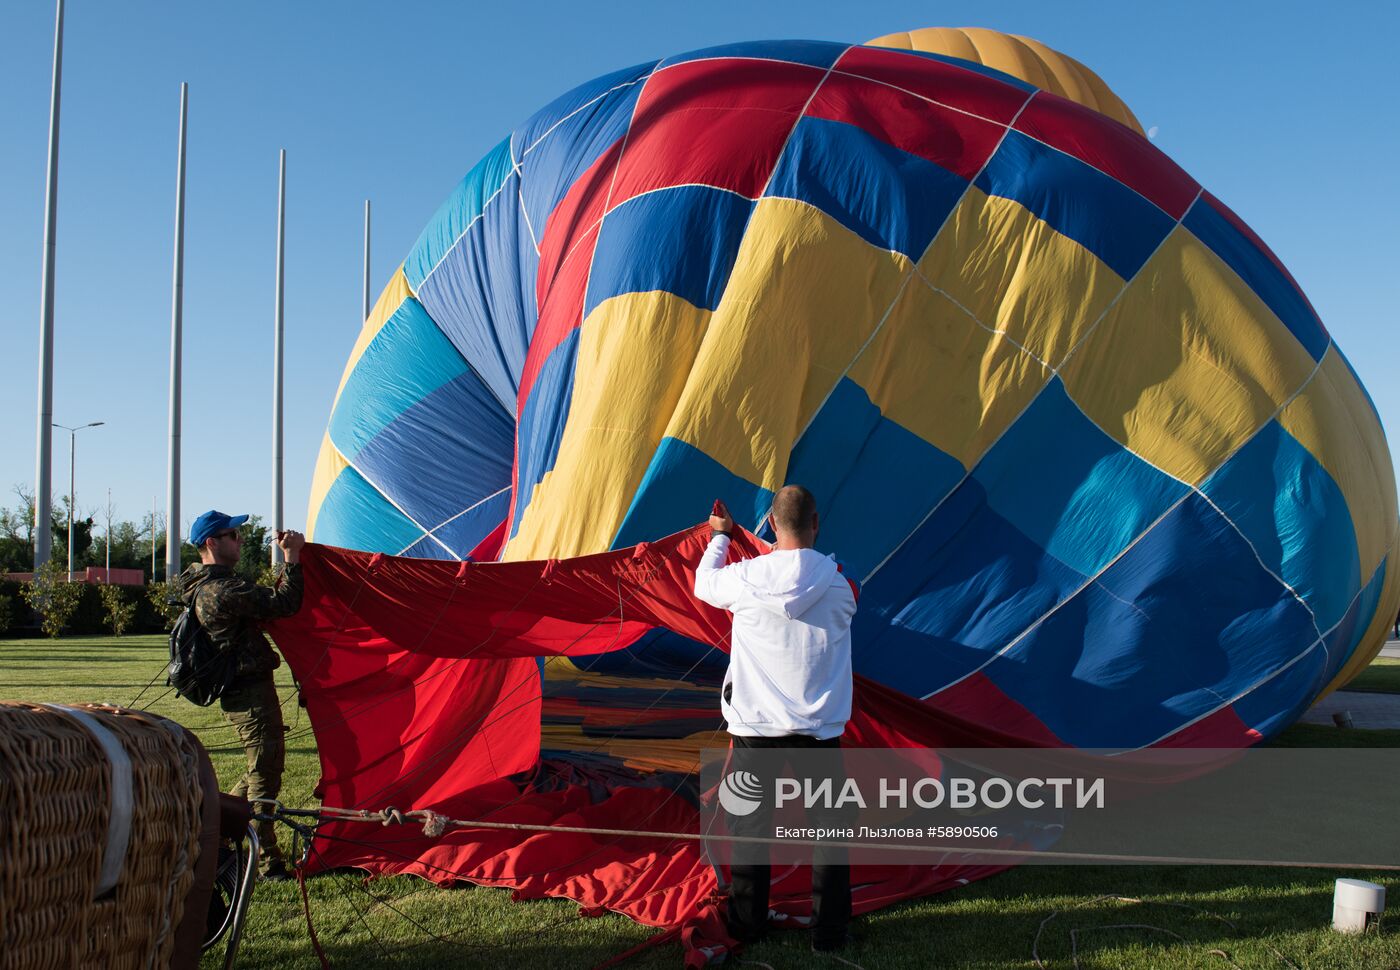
[725,734,852,945]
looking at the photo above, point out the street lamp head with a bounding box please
[86,421,105,428]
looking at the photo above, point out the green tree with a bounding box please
[146,580,184,630]
[256,563,281,588]
[236,515,273,582]
[97,583,137,636]
[140,512,159,580]
[21,559,85,637]
[0,486,98,574]
[52,495,95,572]
[0,568,13,635]
[145,527,197,582]
[0,486,35,573]
[99,519,147,572]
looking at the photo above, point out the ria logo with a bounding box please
[718,770,764,816]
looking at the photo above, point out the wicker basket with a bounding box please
[0,702,210,970]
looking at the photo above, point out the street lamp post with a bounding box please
[53,421,103,580]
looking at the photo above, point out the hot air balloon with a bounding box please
[287,28,1400,960]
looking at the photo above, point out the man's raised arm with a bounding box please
[694,500,744,611]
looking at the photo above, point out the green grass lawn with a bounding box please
[1347,657,1400,694]
[4,635,1399,969]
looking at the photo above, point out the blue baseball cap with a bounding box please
[190,510,249,547]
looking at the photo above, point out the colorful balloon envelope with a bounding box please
[309,35,1399,751]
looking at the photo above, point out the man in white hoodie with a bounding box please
[694,486,857,951]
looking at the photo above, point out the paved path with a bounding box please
[1292,637,1400,729]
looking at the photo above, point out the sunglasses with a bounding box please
[212,530,242,542]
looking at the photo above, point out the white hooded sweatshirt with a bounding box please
[694,534,857,739]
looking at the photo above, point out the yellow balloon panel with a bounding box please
[919,187,1126,370]
[845,267,1050,470]
[664,198,910,491]
[1060,226,1319,486]
[506,290,713,562]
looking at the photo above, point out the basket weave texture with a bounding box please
[0,701,206,970]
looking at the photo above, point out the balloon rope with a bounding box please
[296,864,332,970]
[261,801,1400,871]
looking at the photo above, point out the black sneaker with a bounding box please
[261,861,293,883]
[812,927,861,952]
[727,925,767,947]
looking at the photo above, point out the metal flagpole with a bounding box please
[166,83,188,581]
[363,199,371,321]
[67,429,74,579]
[34,0,65,569]
[105,487,111,578]
[272,150,286,566]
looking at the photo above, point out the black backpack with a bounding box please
[167,602,237,707]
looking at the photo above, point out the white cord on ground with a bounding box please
[1032,894,1300,969]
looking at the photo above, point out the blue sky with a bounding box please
[2,1,1396,542]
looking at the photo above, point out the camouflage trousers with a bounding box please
[220,676,286,870]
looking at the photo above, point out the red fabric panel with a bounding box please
[518,220,599,412]
[846,672,1064,749]
[467,514,509,562]
[309,776,717,929]
[1014,91,1201,218]
[536,136,624,315]
[807,71,1003,180]
[271,526,764,668]
[1153,704,1264,748]
[834,46,1030,125]
[923,672,1067,747]
[609,58,824,205]
[267,549,547,811]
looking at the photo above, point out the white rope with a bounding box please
[289,803,1400,870]
[1032,894,1300,970]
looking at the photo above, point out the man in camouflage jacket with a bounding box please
[177,510,305,879]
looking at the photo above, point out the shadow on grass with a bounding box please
[4,650,166,662]
[307,937,658,970]
[2,683,166,690]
